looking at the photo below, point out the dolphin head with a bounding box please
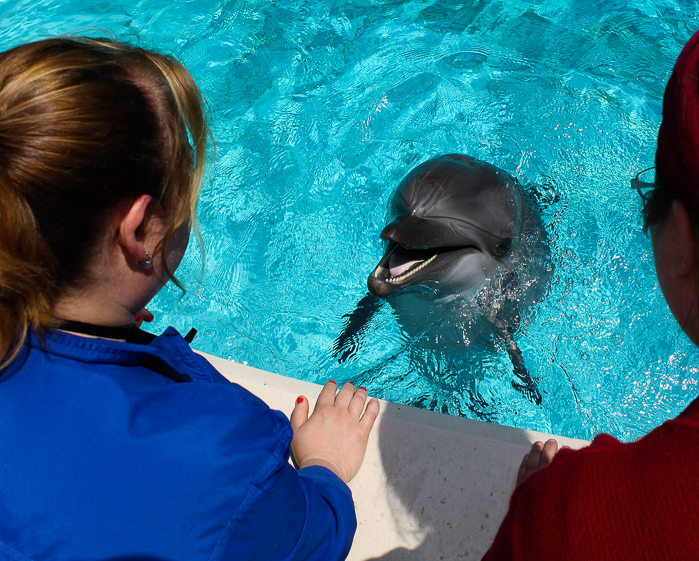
[368,154,523,300]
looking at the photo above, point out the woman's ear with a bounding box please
[670,199,696,280]
[117,194,157,265]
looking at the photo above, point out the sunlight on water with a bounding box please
[3,0,699,440]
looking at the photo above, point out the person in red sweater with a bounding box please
[482,30,699,561]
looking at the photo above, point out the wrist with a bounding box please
[298,457,349,483]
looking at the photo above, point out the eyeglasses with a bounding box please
[631,167,655,202]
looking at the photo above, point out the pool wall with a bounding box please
[201,351,588,559]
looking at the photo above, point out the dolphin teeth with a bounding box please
[372,245,397,278]
[386,252,438,284]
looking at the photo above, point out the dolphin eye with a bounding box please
[495,239,512,256]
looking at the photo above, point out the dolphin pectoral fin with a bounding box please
[502,331,542,405]
[333,292,384,363]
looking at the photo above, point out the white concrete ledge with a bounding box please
[200,352,589,560]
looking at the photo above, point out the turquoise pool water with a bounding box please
[4,0,699,441]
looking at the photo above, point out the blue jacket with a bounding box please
[0,328,356,561]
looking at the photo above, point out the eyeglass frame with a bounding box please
[631,166,655,202]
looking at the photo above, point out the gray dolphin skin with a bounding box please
[334,153,552,405]
[369,153,523,300]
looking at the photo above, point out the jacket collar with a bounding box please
[25,327,215,384]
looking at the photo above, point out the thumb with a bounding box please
[140,308,155,322]
[290,396,309,433]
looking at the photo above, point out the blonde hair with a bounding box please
[0,37,209,368]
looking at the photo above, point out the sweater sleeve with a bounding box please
[480,426,699,561]
[220,463,356,561]
[188,352,357,559]
[480,444,582,561]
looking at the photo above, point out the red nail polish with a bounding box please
[359,387,367,392]
[296,397,304,404]
[328,380,336,385]
[134,313,141,322]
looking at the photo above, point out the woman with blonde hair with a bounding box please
[0,37,378,560]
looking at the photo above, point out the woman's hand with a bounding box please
[516,439,570,486]
[290,381,380,483]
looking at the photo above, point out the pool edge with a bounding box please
[199,351,589,560]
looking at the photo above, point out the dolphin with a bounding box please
[334,153,553,405]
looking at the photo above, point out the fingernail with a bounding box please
[359,386,367,392]
[328,380,336,385]
[134,313,141,322]
[296,396,304,404]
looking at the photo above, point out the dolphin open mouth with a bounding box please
[372,244,438,284]
[370,242,477,293]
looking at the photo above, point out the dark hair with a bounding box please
[642,154,699,232]
[0,37,209,368]
[642,159,675,232]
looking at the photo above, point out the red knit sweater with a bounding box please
[482,397,699,560]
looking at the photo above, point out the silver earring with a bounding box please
[137,250,153,269]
